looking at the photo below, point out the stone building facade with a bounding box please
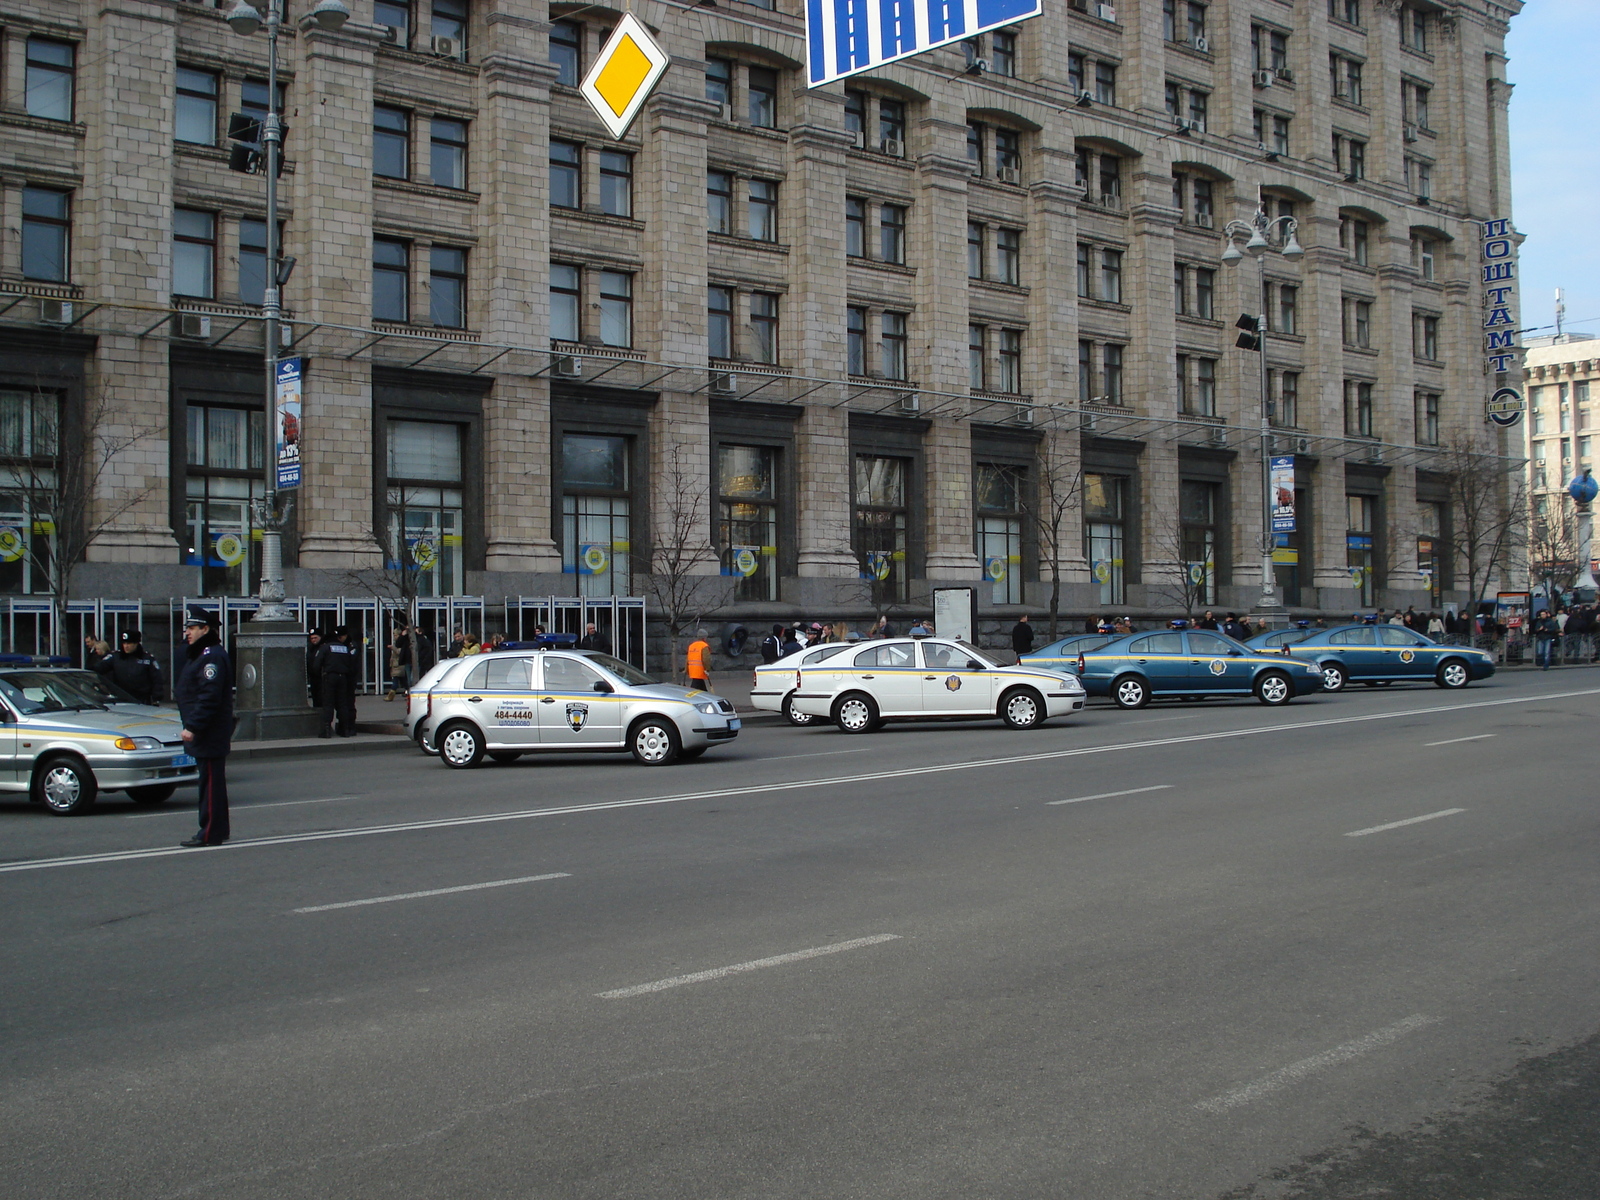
[1524,335,1599,592]
[0,0,1525,636]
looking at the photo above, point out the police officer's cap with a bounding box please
[119,628,142,643]
[333,624,351,638]
[183,605,217,627]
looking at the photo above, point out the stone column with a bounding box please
[1302,233,1355,607]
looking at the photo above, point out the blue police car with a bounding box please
[1023,625,1324,708]
[1016,632,1119,671]
[1244,622,1495,692]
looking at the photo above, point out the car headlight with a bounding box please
[694,701,720,715]
[115,736,164,751]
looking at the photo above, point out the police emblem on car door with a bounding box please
[539,655,622,745]
[565,701,589,732]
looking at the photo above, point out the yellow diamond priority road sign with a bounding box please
[579,13,670,140]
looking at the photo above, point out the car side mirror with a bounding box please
[593,680,614,693]
[966,659,984,670]
[1229,650,1243,656]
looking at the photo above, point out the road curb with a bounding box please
[231,735,413,761]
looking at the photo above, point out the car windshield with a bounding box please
[581,653,657,687]
[0,671,113,714]
[66,669,142,704]
[950,640,996,668]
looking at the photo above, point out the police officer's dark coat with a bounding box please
[174,635,234,757]
[94,648,163,704]
[314,639,359,681]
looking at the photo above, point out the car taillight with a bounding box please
[752,670,758,688]
[405,690,412,715]
[795,670,802,690]
[1076,654,1086,674]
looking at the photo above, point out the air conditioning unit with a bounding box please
[1194,212,1215,228]
[1097,3,1117,22]
[37,299,72,325]
[1254,70,1275,88]
[1068,0,1088,11]
[176,313,211,339]
[1193,36,1209,52]
[1078,89,1095,105]
[378,23,399,42]
[1097,192,1119,208]
[710,371,738,395]
[429,35,462,59]
[896,391,920,414]
[1208,424,1227,445]
[1403,123,1420,143]
[880,137,904,158]
[850,128,866,149]
[552,353,582,378]
[970,57,989,74]
[1276,67,1294,82]
[1011,405,1036,426]
[996,166,1021,185]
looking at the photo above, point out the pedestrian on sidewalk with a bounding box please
[83,631,112,669]
[686,629,712,689]
[779,626,802,657]
[175,605,233,848]
[578,622,611,654]
[1531,609,1558,671]
[386,617,414,701]
[1010,614,1034,656]
[94,628,163,704]
[305,628,325,708]
[316,625,359,737]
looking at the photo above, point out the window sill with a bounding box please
[375,321,480,342]
[552,339,643,360]
[0,279,83,299]
[1079,198,1126,217]
[709,232,790,254]
[1400,45,1435,65]
[551,207,644,233]
[1331,98,1369,118]
[1268,330,1306,344]
[1328,18,1366,36]
[1412,356,1445,368]
[1081,298,1132,315]
[848,258,917,278]
[1342,345,1379,357]
[711,120,789,143]
[847,146,912,166]
[1180,411,1224,424]
[1167,41,1213,63]
[374,41,477,73]
[1176,314,1223,329]
[0,111,85,138]
[969,278,1029,297]
[710,357,790,376]
[376,177,482,204]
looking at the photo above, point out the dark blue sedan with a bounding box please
[1243,623,1496,692]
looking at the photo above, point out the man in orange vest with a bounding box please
[686,628,712,690]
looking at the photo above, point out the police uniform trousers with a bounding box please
[195,755,230,844]
[322,675,357,734]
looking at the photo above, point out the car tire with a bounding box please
[1436,659,1471,689]
[437,721,485,770]
[833,692,880,733]
[999,687,1045,730]
[34,755,97,815]
[679,746,708,759]
[127,784,177,805]
[1255,671,1293,706]
[1320,662,1348,692]
[1111,675,1150,710]
[782,693,820,727]
[629,717,681,765]
[488,751,522,764]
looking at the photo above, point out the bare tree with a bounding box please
[1020,420,1082,640]
[1528,495,1578,601]
[342,484,430,611]
[1143,511,1213,622]
[1438,432,1527,616]
[644,437,722,681]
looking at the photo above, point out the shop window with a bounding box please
[184,401,264,596]
[855,455,909,603]
[1083,473,1126,605]
[561,433,631,596]
[1180,479,1218,604]
[387,419,465,596]
[718,445,778,601]
[976,462,1024,604]
[1347,493,1376,606]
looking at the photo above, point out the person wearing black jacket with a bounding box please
[760,623,783,664]
[174,606,233,848]
[1010,614,1035,656]
[305,629,325,708]
[1531,609,1559,671]
[315,625,359,737]
[93,629,163,704]
[577,622,611,654]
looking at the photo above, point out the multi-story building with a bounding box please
[0,0,1525,645]
[1524,334,1598,595]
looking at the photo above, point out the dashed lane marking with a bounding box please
[1047,785,1173,806]
[293,872,570,914]
[597,934,902,998]
[1345,809,1466,837]
[1196,1015,1439,1112]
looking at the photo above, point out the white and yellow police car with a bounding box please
[787,637,1086,733]
[749,642,856,725]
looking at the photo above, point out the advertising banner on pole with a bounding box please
[806,0,1043,88]
[1270,455,1296,533]
[275,357,302,490]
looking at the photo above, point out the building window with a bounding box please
[429,246,466,327]
[1340,216,1370,265]
[240,78,285,130]
[1411,235,1436,280]
[1330,54,1363,104]
[20,188,70,283]
[847,306,867,375]
[173,209,216,299]
[719,445,777,601]
[432,0,467,47]
[996,228,1020,285]
[1195,357,1216,416]
[997,329,1021,393]
[708,171,733,235]
[968,222,984,280]
[1414,312,1440,360]
[1084,473,1126,605]
[550,140,581,208]
[968,325,986,389]
[1094,61,1116,106]
[708,286,733,359]
[976,462,1024,605]
[1331,0,1361,25]
[1252,25,1289,72]
[995,128,1021,180]
[1068,52,1085,96]
[1173,265,1188,315]
[1334,134,1367,178]
[238,218,270,305]
[1187,1,1208,44]
[184,402,264,596]
[375,0,412,46]
[878,98,905,153]
[846,197,866,257]
[373,237,410,321]
[991,31,1017,77]
[374,105,410,179]
[1103,344,1123,403]
[1345,380,1374,437]
[562,433,631,596]
[550,263,581,342]
[175,67,218,145]
[1181,480,1219,604]
[1098,156,1122,207]
[1406,156,1433,200]
[1100,248,1123,304]
[855,455,909,603]
[881,312,908,380]
[845,90,866,146]
[706,58,732,110]
[1347,493,1375,606]
[1175,354,1189,412]
[1265,113,1290,155]
[748,179,778,241]
[387,419,465,596]
[1278,370,1300,427]
[1416,390,1440,445]
[1079,340,1094,403]
[599,271,632,347]
[1188,89,1208,132]
[966,122,985,176]
[430,118,467,188]
[1343,298,1372,348]
[1402,6,1429,52]
[880,204,906,264]
[1276,283,1297,333]
[750,293,779,363]
[25,38,75,122]
[1078,245,1094,299]
[748,66,778,128]
[1403,81,1431,131]
[1195,267,1214,319]
[599,150,633,217]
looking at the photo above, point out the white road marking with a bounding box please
[1196,1015,1438,1113]
[4,687,1594,875]
[126,795,361,819]
[597,934,901,999]
[1344,808,1465,837]
[758,747,878,762]
[1424,734,1496,747]
[1047,785,1173,806]
[293,872,569,914]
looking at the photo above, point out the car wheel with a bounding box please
[833,692,880,733]
[999,687,1045,730]
[679,746,708,759]
[437,722,485,770]
[1255,671,1293,707]
[1436,659,1471,689]
[1111,675,1150,710]
[630,718,681,765]
[488,751,522,764]
[34,756,97,815]
[1320,662,1348,692]
[782,693,820,727]
[127,784,176,805]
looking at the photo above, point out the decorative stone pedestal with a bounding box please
[232,618,321,740]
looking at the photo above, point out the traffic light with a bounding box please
[227,113,285,175]
[1235,313,1262,351]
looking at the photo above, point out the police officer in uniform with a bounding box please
[175,606,233,848]
[93,628,164,704]
[316,624,359,737]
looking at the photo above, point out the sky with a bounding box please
[1506,0,1600,341]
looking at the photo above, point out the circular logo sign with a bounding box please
[944,674,962,691]
[0,527,24,563]
[1188,563,1206,585]
[582,544,609,573]
[1349,565,1365,584]
[1209,659,1227,676]
[214,533,246,566]
[411,539,439,570]
[733,547,759,577]
[1486,387,1524,428]
[1399,649,1415,664]
[985,555,1007,582]
[1093,561,1111,584]
[868,552,892,581]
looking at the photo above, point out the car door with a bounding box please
[851,642,922,716]
[462,655,539,747]
[0,691,18,787]
[1325,626,1381,678]
[1379,625,1438,679]
[537,654,624,746]
[919,640,991,715]
[1122,632,1189,694]
[1184,631,1254,693]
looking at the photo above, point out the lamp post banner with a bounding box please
[274,357,302,490]
[1270,456,1296,532]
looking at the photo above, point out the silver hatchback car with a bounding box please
[410,650,741,767]
[0,664,198,815]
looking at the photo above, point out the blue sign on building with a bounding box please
[807,0,1043,88]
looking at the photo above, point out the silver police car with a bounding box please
[409,649,741,767]
[0,660,198,815]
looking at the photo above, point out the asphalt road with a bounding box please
[2,670,1596,1199]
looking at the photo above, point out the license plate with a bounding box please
[172,754,196,768]
[727,718,741,731]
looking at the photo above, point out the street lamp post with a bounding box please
[1570,468,1598,603]
[1221,206,1304,616]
